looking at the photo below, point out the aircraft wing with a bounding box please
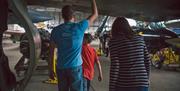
[27,0,180,22]
[8,9,54,24]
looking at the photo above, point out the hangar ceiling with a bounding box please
[26,0,180,22]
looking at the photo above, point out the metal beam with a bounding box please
[96,16,109,37]
[9,0,41,90]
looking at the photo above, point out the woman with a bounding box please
[109,17,150,91]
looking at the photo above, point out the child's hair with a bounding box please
[84,33,93,44]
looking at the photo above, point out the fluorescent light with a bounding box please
[127,18,137,26]
[166,19,180,24]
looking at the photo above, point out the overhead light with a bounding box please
[36,8,45,12]
[36,8,61,12]
[165,19,180,24]
[46,8,61,12]
[127,18,137,26]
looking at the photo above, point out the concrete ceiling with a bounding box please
[26,0,180,22]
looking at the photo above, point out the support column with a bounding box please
[9,0,41,90]
[0,0,9,90]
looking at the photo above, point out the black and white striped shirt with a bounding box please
[109,35,150,89]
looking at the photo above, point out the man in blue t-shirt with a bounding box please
[49,0,98,91]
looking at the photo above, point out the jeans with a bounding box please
[83,77,90,91]
[56,66,83,91]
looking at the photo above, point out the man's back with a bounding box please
[51,20,88,69]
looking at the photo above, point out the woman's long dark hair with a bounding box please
[111,17,135,39]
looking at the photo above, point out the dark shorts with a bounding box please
[56,66,83,91]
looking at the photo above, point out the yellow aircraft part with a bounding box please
[44,49,58,84]
[151,53,160,62]
[138,32,143,36]
[97,48,103,56]
[162,48,179,64]
[52,50,57,80]
[151,47,179,65]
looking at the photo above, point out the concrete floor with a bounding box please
[3,39,180,91]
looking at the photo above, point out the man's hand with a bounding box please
[87,0,98,26]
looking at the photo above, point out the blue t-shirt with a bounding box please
[50,19,89,69]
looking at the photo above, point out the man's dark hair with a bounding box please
[62,5,74,21]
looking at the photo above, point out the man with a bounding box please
[49,0,98,90]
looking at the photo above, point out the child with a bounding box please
[82,33,103,91]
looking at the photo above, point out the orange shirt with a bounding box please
[82,44,99,80]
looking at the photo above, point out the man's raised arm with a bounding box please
[87,0,98,26]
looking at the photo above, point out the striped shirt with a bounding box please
[109,35,150,90]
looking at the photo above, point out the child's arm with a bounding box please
[96,60,103,81]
